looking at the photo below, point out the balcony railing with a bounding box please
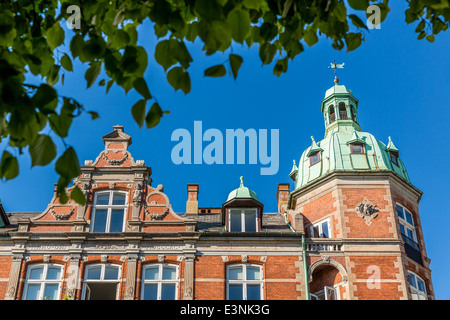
[305,239,343,252]
[402,234,422,265]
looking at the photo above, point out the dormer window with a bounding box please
[91,190,127,233]
[390,152,399,166]
[229,209,257,232]
[310,152,320,166]
[350,143,364,154]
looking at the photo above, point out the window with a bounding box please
[83,264,121,300]
[141,264,178,300]
[350,105,357,122]
[338,102,348,120]
[396,204,417,243]
[408,271,427,300]
[309,218,330,238]
[350,144,364,154]
[23,264,63,300]
[329,105,335,123]
[309,152,320,166]
[91,190,127,233]
[310,286,338,300]
[227,264,263,300]
[229,209,257,232]
[390,152,399,166]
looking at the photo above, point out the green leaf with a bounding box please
[29,134,57,167]
[131,99,147,128]
[273,57,289,77]
[167,67,191,94]
[155,40,176,71]
[47,65,60,86]
[426,34,435,42]
[70,186,86,205]
[334,2,347,22]
[347,0,369,11]
[85,62,101,88]
[55,147,80,180]
[46,22,65,49]
[0,151,19,180]
[133,78,152,100]
[145,102,163,128]
[70,34,84,59]
[82,37,106,60]
[49,98,75,138]
[229,54,243,79]
[227,9,251,43]
[304,27,318,47]
[204,64,226,77]
[345,32,363,52]
[243,0,263,10]
[32,84,58,114]
[259,42,277,64]
[88,111,100,120]
[61,54,73,72]
[349,14,368,30]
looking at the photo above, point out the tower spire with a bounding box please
[328,60,345,85]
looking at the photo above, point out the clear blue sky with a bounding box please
[1,2,449,299]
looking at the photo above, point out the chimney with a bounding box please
[186,184,199,214]
[276,183,290,214]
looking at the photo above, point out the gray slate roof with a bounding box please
[3,212,291,233]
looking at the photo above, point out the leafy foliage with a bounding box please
[0,0,448,203]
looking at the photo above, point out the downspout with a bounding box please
[285,215,310,300]
[302,233,310,300]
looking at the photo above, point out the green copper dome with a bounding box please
[291,82,411,191]
[226,176,259,202]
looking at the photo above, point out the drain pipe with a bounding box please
[285,214,310,300]
[302,233,310,300]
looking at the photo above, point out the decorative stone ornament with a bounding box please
[51,208,74,220]
[355,197,379,225]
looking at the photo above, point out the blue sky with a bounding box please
[1,2,449,299]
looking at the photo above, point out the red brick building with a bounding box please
[0,80,433,300]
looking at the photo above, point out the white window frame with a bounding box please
[141,263,179,300]
[310,286,339,300]
[22,263,64,300]
[228,208,258,232]
[407,271,427,300]
[82,263,121,300]
[309,218,331,238]
[226,264,263,300]
[396,203,417,243]
[91,190,128,233]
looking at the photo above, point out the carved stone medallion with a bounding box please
[355,197,379,225]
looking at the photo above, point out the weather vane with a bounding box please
[328,60,345,84]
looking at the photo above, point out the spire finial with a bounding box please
[328,60,345,85]
[240,176,244,187]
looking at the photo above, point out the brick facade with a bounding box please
[0,126,433,300]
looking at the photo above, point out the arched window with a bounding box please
[23,263,63,300]
[91,190,127,233]
[396,203,417,244]
[141,263,178,300]
[407,271,427,300]
[350,105,357,122]
[83,264,121,300]
[338,102,348,120]
[227,264,263,300]
[329,105,335,123]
